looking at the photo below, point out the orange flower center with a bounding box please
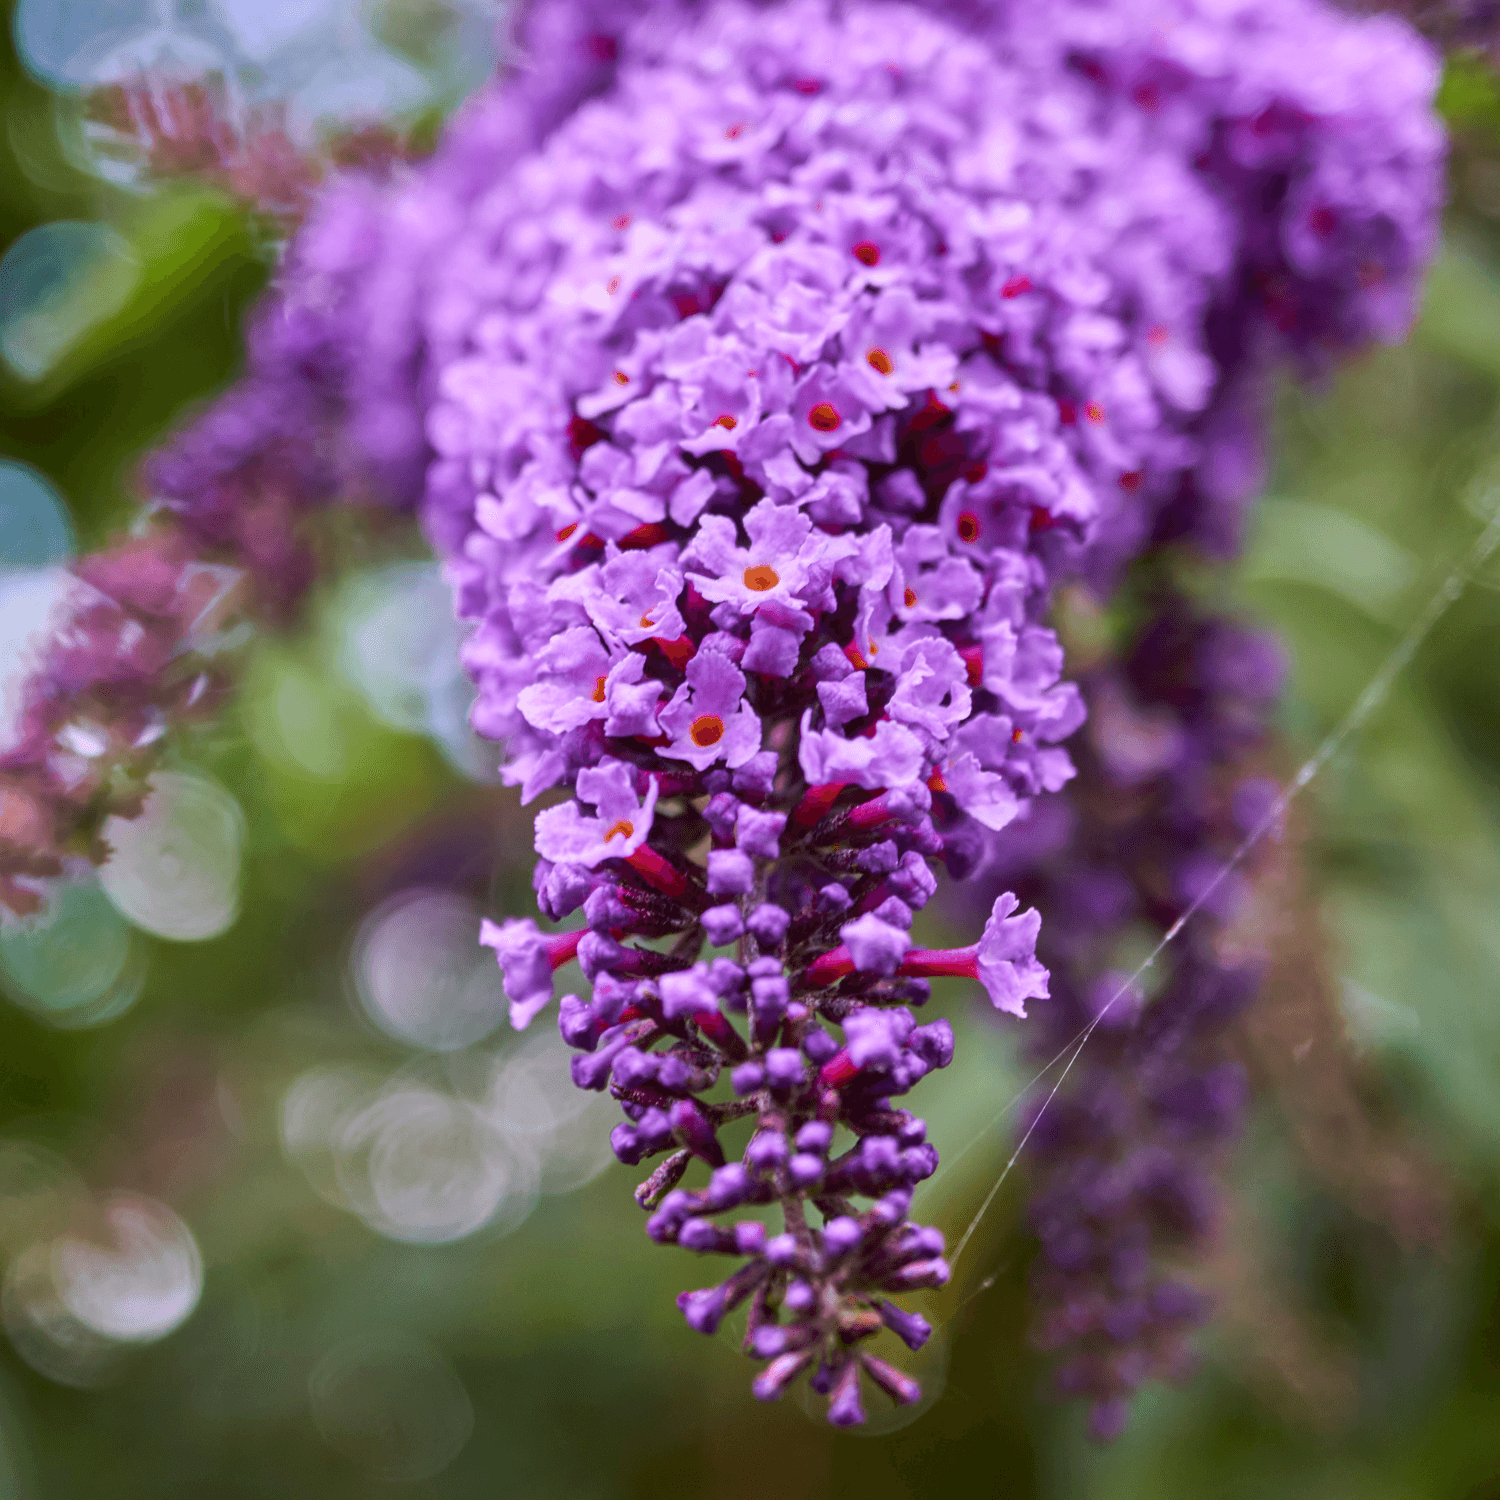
[866,347,893,375]
[807,402,841,432]
[557,522,578,541]
[957,512,980,543]
[1085,401,1104,423]
[714,413,738,429]
[853,241,880,267]
[904,588,917,608]
[613,369,629,385]
[592,676,607,703]
[743,565,780,592]
[690,715,725,748]
[605,819,634,842]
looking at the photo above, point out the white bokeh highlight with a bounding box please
[332,562,500,781]
[100,770,244,942]
[282,1029,614,1245]
[2,1186,203,1387]
[351,888,508,1051]
[54,1193,203,1342]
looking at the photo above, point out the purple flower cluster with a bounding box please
[0,162,426,911]
[0,534,245,914]
[0,0,1446,1426]
[419,0,1435,1419]
[0,355,368,914]
[977,597,1286,1439]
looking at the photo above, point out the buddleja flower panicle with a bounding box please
[0,0,1445,1433]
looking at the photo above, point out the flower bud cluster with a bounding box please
[430,0,1434,1417]
[487,767,1047,1418]
[979,596,1285,1439]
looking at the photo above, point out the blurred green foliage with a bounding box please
[3,16,1500,1500]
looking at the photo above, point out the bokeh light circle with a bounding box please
[334,1084,534,1244]
[0,221,138,380]
[53,1192,203,1343]
[484,1029,617,1195]
[10,0,157,89]
[0,876,145,1029]
[99,771,244,942]
[331,561,501,780]
[207,0,336,63]
[2,1240,120,1388]
[279,1063,388,1210]
[309,1334,474,1482]
[0,461,74,570]
[350,888,508,1052]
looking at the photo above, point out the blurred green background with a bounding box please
[3,5,1500,1497]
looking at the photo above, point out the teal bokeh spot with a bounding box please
[0,878,136,1022]
[0,220,139,380]
[0,460,75,569]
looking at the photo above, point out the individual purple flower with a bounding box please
[479,917,585,1028]
[843,1008,915,1071]
[798,718,926,792]
[890,526,984,624]
[886,636,973,739]
[810,891,1048,1017]
[561,552,688,650]
[841,913,913,976]
[973,894,1050,1018]
[735,808,787,860]
[599,653,668,739]
[685,501,854,621]
[658,652,762,771]
[533,760,660,866]
[515,627,621,736]
[895,895,1051,1018]
[706,849,755,895]
[937,746,1025,834]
